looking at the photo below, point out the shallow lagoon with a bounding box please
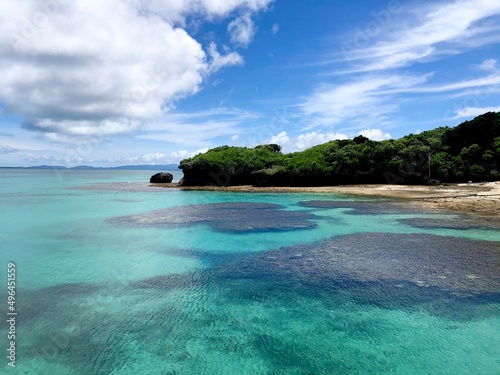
[1,170,499,374]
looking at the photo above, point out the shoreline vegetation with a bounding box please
[153,112,500,218]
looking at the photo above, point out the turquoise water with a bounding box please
[0,169,499,374]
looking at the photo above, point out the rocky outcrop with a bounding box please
[150,172,173,183]
[252,166,289,186]
[427,179,441,186]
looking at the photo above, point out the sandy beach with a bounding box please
[152,181,500,218]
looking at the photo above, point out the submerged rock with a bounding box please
[150,172,173,183]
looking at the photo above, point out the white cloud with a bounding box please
[207,42,244,74]
[267,131,348,152]
[300,1,500,135]
[404,74,500,94]
[107,150,219,165]
[301,74,430,127]
[358,129,391,141]
[170,148,209,159]
[105,153,167,164]
[22,153,83,164]
[0,1,206,138]
[296,131,348,150]
[342,0,500,72]
[101,0,273,25]
[269,131,290,146]
[231,134,240,141]
[228,14,255,47]
[138,107,258,147]
[0,0,269,143]
[475,59,498,72]
[272,24,279,35]
[455,106,500,118]
[142,153,166,162]
[170,150,191,159]
[138,121,238,147]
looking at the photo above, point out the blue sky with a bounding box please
[1,0,500,167]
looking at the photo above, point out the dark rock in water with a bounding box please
[150,172,173,183]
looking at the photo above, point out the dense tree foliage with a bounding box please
[179,112,500,186]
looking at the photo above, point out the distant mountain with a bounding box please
[1,164,179,170]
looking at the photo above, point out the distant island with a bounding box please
[178,112,500,187]
[0,164,179,171]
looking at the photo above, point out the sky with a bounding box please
[1,0,500,167]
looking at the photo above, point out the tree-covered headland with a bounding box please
[179,112,500,186]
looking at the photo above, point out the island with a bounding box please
[152,112,500,217]
[178,112,499,187]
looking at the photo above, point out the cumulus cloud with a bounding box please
[474,59,498,72]
[0,0,269,143]
[146,0,272,21]
[455,106,500,118]
[207,42,244,74]
[106,152,180,164]
[269,131,290,146]
[268,131,348,152]
[228,14,256,47]
[358,129,391,141]
[202,0,272,15]
[141,153,166,162]
[296,131,348,150]
[171,148,209,159]
[22,153,83,164]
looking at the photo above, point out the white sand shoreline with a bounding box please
[151,181,500,218]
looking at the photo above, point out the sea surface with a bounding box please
[0,169,499,375]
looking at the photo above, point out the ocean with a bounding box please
[0,169,499,374]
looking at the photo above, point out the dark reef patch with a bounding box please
[132,273,201,291]
[298,199,431,215]
[152,246,254,267]
[111,202,319,233]
[123,232,500,321]
[215,233,500,296]
[399,217,500,230]
[0,282,103,328]
[211,232,500,319]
